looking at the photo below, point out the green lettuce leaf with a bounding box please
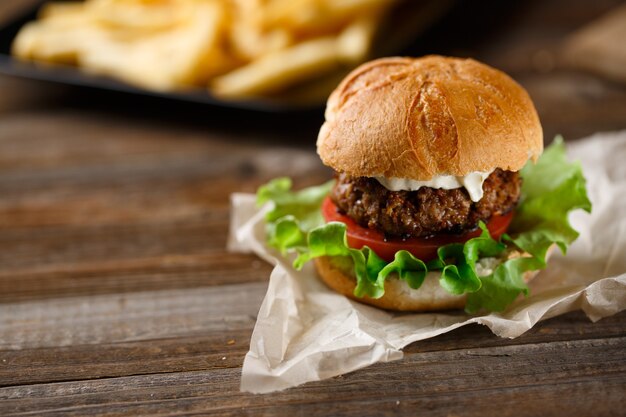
[379,251,427,292]
[257,138,591,313]
[257,178,333,253]
[466,137,592,312]
[435,222,506,295]
[509,136,592,258]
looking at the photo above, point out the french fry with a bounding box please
[12,15,97,64]
[80,2,225,90]
[211,36,341,97]
[39,2,87,20]
[337,15,378,63]
[264,0,394,36]
[11,0,398,98]
[87,0,192,31]
[230,21,292,61]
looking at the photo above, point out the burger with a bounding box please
[257,55,591,313]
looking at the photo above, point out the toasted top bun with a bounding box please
[317,56,543,180]
[314,248,548,312]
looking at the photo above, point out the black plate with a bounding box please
[0,0,455,113]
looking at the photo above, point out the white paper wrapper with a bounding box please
[229,131,626,394]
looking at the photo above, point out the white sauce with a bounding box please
[375,170,493,202]
[475,257,501,277]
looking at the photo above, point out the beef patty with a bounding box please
[330,169,521,239]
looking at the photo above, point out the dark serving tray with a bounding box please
[0,0,455,113]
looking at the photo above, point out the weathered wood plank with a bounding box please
[210,378,625,417]
[0,252,272,302]
[0,283,267,351]
[0,332,252,387]
[520,72,626,141]
[1,337,623,416]
[0,311,623,388]
[0,112,329,303]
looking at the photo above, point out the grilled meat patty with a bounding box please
[330,169,521,239]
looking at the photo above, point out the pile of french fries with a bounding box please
[13,0,397,98]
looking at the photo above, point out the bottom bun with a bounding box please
[313,249,549,312]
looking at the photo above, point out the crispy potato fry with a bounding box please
[338,15,378,63]
[39,2,86,20]
[211,36,341,97]
[80,2,226,90]
[12,0,399,98]
[88,0,192,31]
[230,21,292,61]
[12,15,98,64]
[264,0,395,36]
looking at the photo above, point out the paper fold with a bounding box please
[229,131,626,394]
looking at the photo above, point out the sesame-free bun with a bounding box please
[314,249,546,312]
[317,56,543,180]
[314,256,465,311]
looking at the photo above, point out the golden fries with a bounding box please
[12,0,397,98]
[81,2,226,90]
[39,2,86,19]
[212,37,340,97]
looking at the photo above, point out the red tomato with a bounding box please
[321,197,513,262]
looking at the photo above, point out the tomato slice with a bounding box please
[321,197,513,262]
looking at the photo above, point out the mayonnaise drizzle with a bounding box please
[375,170,493,202]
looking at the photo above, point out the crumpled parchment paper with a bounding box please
[228,131,626,394]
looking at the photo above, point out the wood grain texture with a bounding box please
[0,0,625,415]
[1,334,624,416]
[1,310,624,388]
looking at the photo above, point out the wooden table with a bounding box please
[1,1,625,415]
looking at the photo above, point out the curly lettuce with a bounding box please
[257,138,591,313]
